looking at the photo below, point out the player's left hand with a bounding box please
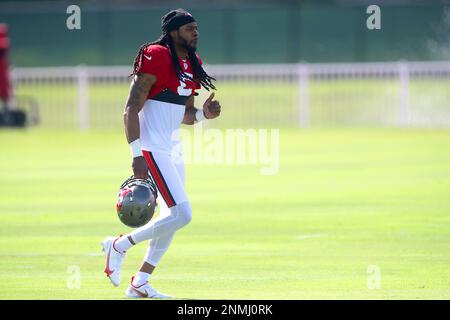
[203,92,221,119]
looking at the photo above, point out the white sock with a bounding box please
[114,235,134,253]
[144,233,175,266]
[133,272,150,286]
[129,201,192,243]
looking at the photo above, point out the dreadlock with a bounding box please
[130,33,216,91]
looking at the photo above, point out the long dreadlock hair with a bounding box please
[130,33,216,91]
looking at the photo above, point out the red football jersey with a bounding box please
[136,44,202,100]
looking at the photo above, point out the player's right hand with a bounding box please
[132,156,149,179]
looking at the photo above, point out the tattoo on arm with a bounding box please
[124,73,156,142]
[127,74,155,112]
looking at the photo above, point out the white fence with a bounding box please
[11,61,450,129]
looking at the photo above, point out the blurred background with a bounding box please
[0,0,450,129]
[1,0,450,299]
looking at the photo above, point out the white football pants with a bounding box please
[129,150,191,266]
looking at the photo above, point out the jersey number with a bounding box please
[177,72,193,96]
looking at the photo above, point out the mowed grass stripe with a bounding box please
[0,128,449,299]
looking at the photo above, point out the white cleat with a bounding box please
[101,235,125,287]
[125,277,172,299]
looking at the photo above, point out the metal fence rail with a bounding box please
[11,61,450,129]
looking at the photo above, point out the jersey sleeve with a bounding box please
[136,45,169,78]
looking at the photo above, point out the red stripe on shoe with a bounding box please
[130,276,147,288]
[130,277,148,297]
[142,151,176,207]
[104,243,114,277]
[131,287,148,298]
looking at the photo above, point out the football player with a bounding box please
[102,8,221,298]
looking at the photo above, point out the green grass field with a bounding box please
[0,127,449,299]
[15,79,450,129]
